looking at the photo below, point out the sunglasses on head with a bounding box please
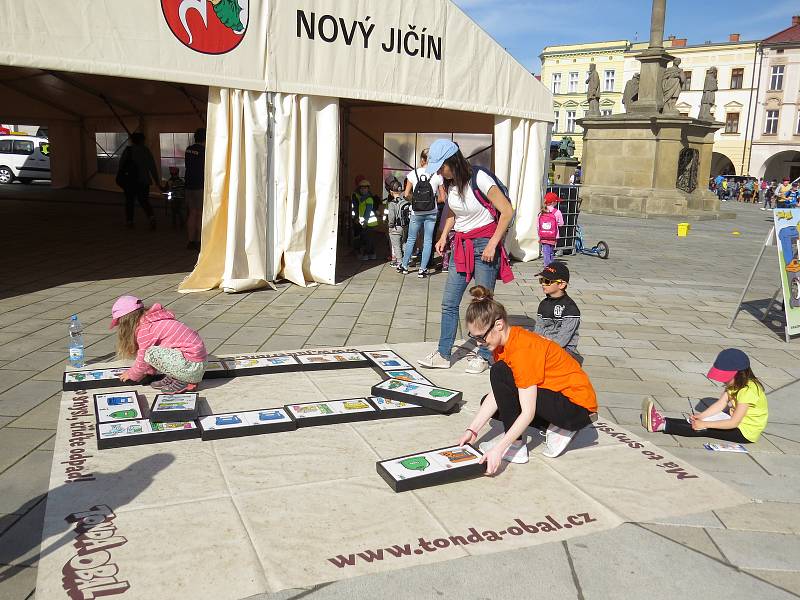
[539,277,564,285]
[468,321,497,345]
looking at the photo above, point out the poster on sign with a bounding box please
[774,209,800,338]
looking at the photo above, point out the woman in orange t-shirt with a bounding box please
[457,286,598,475]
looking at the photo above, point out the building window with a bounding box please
[159,132,194,175]
[382,132,493,185]
[553,111,559,132]
[604,70,615,92]
[568,72,579,93]
[601,109,612,117]
[566,111,576,133]
[552,73,561,94]
[725,113,740,133]
[730,68,744,89]
[94,132,129,174]
[796,110,800,135]
[770,65,784,91]
[682,71,692,91]
[764,110,779,134]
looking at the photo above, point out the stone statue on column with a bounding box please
[623,73,640,112]
[698,67,718,121]
[661,57,686,114]
[586,63,601,117]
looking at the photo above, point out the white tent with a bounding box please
[0,0,553,290]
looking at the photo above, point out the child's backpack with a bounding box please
[398,198,411,228]
[538,210,558,242]
[411,173,436,212]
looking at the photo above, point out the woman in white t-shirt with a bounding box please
[398,149,446,277]
[417,139,514,374]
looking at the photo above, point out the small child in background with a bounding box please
[642,348,768,444]
[534,261,581,358]
[111,295,208,393]
[165,166,186,229]
[538,192,564,267]
[385,176,408,267]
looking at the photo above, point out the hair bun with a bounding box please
[469,285,493,303]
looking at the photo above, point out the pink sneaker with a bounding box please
[641,397,665,432]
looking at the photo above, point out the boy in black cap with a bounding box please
[534,261,581,358]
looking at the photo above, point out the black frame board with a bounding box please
[376,444,486,492]
[198,408,297,441]
[370,379,461,413]
[92,391,147,424]
[96,420,200,450]
[285,398,380,427]
[150,393,200,423]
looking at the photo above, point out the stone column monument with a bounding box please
[577,0,730,219]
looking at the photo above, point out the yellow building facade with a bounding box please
[540,40,629,163]
[541,37,759,176]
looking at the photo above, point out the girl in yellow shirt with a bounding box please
[642,348,768,443]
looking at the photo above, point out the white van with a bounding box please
[0,135,51,184]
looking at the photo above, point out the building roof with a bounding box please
[763,19,800,45]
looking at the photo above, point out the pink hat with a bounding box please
[109,295,144,329]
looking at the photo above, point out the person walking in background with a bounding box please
[116,132,161,230]
[399,149,446,278]
[184,128,206,251]
[720,178,729,201]
[418,139,514,374]
[763,180,775,210]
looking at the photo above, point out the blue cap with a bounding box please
[707,348,749,383]
[425,139,459,175]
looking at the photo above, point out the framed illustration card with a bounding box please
[149,393,200,423]
[96,419,199,450]
[285,398,379,427]
[377,444,486,492]
[364,350,413,371]
[295,351,369,371]
[371,379,462,413]
[221,353,301,376]
[198,408,297,440]
[93,391,146,424]
[381,369,434,386]
[369,396,436,419]
[64,367,129,391]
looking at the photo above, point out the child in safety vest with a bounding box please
[538,192,564,267]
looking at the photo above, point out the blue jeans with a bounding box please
[402,213,437,271]
[438,237,499,361]
[542,243,555,266]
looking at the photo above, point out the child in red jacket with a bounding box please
[110,295,208,393]
[538,192,564,267]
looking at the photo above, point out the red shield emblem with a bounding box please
[162,0,248,55]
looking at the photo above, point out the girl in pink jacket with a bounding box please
[110,295,208,393]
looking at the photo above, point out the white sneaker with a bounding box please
[479,438,529,464]
[465,355,489,374]
[541,425,577,458]
[760,207,766,211]
[418,351,450,369]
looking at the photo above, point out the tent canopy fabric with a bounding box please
[0,0,552,123]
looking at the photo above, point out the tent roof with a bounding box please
[0,66,207,121]
[0,0,552,122]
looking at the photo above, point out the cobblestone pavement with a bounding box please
[1,189,799,599]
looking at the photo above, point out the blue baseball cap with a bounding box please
[707,348,749,383]
[425,139,459,175]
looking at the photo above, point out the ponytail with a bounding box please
[465,285,507,328]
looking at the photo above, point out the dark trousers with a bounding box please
[124,184,155,223]
[664,417,751,444]
[486,361,593,435]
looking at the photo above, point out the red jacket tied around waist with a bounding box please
[452,223,514,284]
[127,304,207,380]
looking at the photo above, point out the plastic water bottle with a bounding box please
[68,314,85,368]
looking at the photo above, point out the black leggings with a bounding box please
[664,418,751,444]
[486,361,593,436]
[124,184,155,223]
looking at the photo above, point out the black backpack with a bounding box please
[412,173,436,212]
[398,199,411,228]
